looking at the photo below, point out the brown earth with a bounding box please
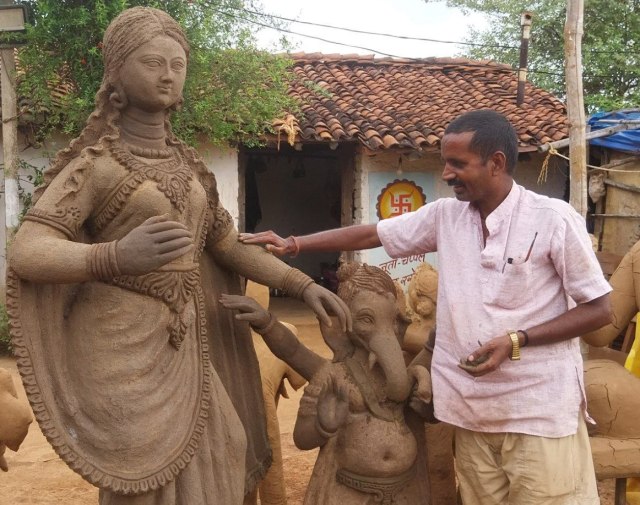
[0,297,617,504]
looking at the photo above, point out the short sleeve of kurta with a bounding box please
[376,200,442,258]
[550,204,612,304]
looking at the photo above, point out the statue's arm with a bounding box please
[583,245,639,347]
[209,227,352,331]
[10,158,97,283]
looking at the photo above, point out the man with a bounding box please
[240,109,612,505]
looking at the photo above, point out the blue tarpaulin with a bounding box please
[588,110,640,155]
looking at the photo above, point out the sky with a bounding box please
[253,0,489,59]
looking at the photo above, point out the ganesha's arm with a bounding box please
[583,246,639,347]
[255,319,325,382]
[293,378,332,450]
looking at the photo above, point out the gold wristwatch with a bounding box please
[507,330,521,361]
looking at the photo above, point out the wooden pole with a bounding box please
[516,12,533,106]
[564,0,587,216]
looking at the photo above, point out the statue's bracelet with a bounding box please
[314,418,338,439]
[251,313,277,335]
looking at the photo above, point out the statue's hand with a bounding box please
[237,230,295,257]
[116,215,193,276]
[302,283,352,332]
[408,365,434,420]
[218,294,271,329]
[316,373,349,436]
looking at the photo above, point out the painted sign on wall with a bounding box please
[369,173,437,288]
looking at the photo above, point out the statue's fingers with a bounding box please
[152,228,193,244]
[157,244,194,263]
[141,214,170,226]
[145,220,191,234]
[156,237,194,254]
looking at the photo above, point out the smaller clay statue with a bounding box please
[221,263,433,505]
[402,263,438,359]
[0,368,33,472]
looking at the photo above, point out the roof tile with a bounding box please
[281,53,568,150]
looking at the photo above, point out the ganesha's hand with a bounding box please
[218,294,271,329]
[302,283,352,332]
[316,374,349,436]
[408,365,435,420]
[116,215,193,275]
[238,230,294,257]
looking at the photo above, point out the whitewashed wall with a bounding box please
[352,149,567,289]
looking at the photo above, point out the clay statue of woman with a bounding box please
[221,263,433,505]
[6,7,348,505]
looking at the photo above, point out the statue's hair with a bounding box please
[409,262,438,295]
[34,7,216,206]
[337,263,397,305]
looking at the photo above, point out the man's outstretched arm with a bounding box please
[238,224,381,257]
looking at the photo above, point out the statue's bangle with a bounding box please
[288,235,300,258]
[315,417,338,439]
[251,313,277,335]
[88,241,122,281]
[282,268,314,299]
[507,330,521,361]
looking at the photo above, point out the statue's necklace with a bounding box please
[111,143,193,212]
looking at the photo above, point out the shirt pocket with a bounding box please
[482,260,532,309]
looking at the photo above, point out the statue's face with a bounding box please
[118,35,187,113]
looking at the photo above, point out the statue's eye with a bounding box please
[356,315,375,326]
[142,58,162,67]
[171,60,185,71]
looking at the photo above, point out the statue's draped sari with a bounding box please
[8,145,270,502]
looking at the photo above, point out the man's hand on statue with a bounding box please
[218,294,271,329]
[116,215,193,275]
[317,373,349,435]
[458,334,512,377]
[302,283,352,332]
[237,230,295,257]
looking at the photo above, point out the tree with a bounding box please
[10,0,297,146]
[426,0,640,112]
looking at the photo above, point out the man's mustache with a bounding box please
[447,179,463,187]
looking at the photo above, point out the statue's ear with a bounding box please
[319,316,354,361]
[394,311,412,343]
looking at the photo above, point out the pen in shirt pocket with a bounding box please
[502,232,538,273]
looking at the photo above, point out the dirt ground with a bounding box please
[0,297,617,504]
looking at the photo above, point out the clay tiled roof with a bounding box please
[274,53,568,152]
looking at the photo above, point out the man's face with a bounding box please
[440,131,495,205]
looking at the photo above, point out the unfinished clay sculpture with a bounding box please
[221,263,432,505]
[6,7,348,504]
[0,368,32,472]
[403,263,438,358]
[583,239,640,347]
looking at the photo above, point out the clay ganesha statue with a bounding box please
[221,263,433,505]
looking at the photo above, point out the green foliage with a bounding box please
[17,159,44,221]
[427,0,640,112]
[15,0,297,145]
[0,304,11,356]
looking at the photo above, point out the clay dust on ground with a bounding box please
[0,297,617,504]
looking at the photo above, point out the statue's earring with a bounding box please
[109,86,128,110]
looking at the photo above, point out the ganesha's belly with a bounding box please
[337,414,417,477]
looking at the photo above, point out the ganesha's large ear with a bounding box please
[319,316,354,361]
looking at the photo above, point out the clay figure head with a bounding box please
[408,262,438,319]
[102,7,189,112]
[325,263,410,402]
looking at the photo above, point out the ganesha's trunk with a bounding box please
[370,335,411,403]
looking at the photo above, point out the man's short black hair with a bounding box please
[444,110,519,174]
